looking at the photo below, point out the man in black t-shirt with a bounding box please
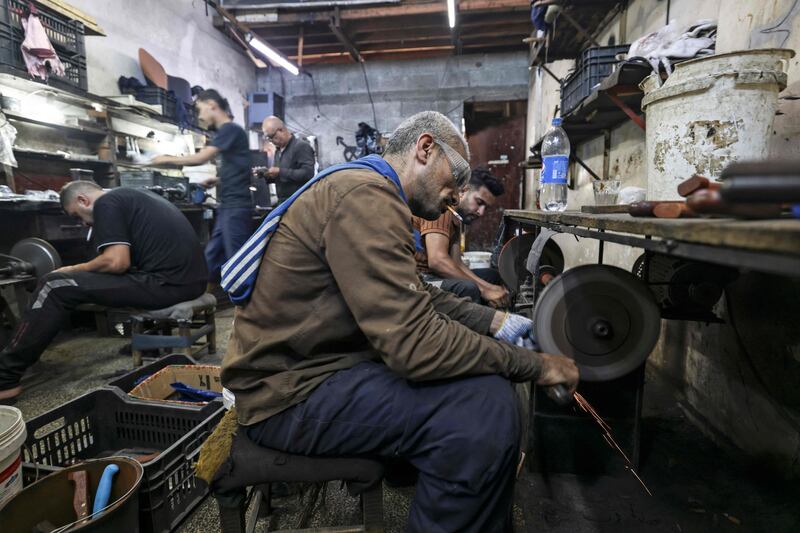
[152,89,253,283]
[0,182,207,401]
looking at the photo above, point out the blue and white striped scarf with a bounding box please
[221,155,415,305]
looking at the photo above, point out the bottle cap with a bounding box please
[552,117,562,126]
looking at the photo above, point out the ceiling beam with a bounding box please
[289,44,455,61]
[231,0,530,25]
[328,7,363,62]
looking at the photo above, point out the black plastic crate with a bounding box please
[0,0,85,55]
[560,44,630,115]
[22,387,224,533]
[183,101,200,128]
[108,353,198,393]
[135,86,177,120]
[0,23,87,91]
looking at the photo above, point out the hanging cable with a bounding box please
[360,61,379,131]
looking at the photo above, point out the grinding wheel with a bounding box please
[533,264,660,382]
[10,238,61,278]
[498,233,564,290]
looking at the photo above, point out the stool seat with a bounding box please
[132,292,217,321]
[213,427,385,533]
[78,295,217,367]
[213,427,384,495]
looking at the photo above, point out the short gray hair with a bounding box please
[60,180,102,210]
[384,111,469,159]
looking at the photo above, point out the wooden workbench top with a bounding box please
[504,210,800,256]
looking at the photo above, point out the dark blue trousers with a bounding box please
[205,207,253,282]
[246,361,520,533]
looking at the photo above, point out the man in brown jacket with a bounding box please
[222,111,579,532]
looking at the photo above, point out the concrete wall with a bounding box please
[257,52,530,168]
[526,0,800,475]
[70,0,256,127]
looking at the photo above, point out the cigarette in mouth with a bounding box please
[446,205,463,222]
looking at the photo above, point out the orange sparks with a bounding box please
[573,392,653,496]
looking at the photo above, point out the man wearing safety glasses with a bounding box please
[222,111,579,532]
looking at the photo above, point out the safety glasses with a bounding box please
[433,138,471,189]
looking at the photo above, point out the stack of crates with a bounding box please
[0,0,87,91]
[560,44,630,116]
[22,355,224,533]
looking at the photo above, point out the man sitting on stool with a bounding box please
[0,181,208,401]
[413,167,510,307]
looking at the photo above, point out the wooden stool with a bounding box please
[129,293,217,367]
[211,427,385,533]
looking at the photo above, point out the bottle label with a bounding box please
[541,155,569,185]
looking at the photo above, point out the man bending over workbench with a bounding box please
[220,111,579,532]
[0,182,207,401]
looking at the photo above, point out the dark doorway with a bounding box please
[463,100,527,251]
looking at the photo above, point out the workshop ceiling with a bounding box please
[217,0,536,65]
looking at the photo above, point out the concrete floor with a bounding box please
[11,308,800,533]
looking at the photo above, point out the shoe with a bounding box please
[0,384,22,403]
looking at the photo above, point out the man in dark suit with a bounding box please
[258,116,315,203]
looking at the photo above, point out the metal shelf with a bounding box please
[13,148,113,165]
[3,110,108,137]
[529,61,652,155]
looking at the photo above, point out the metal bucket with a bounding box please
[640,48,794,200]
[0,457,142,533]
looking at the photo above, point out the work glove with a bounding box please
[494,313,537,349]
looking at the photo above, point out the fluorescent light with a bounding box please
[247,33,299,76]
[447,0,456,29]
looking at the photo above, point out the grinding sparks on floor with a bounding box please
[573,391,653,496]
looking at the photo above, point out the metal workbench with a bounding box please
[502,210,800,278]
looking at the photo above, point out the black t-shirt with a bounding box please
[92,188,208,285]
[211,122,252,209]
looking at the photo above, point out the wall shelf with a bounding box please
[4,110,109,137]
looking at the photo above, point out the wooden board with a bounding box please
[505,210,800,256]
[38,0,105,36]
[581,205,631,214]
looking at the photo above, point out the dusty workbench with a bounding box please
[503,210,800,277]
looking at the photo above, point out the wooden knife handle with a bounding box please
[68,470,90,520]
[687,189,783,218]
[653,202,695,218]
[629,201,684,217]
[677,175,720,197]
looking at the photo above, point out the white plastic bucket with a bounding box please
[0,406,26,508]
[641,49,794,200]
[463,251,492,269]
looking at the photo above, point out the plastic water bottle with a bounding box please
[540,117,570,212]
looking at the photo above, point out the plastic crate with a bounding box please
[560,44,630,115]
[135,86,177,120]
[22,387,224,533]
[183,101,200,128]
[0,23,87,91]
[0,0,85,55]
[108,353,198,394]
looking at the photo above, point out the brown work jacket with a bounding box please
[221,168,543,426]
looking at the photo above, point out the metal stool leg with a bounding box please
[131,317,144,368]
[177,319,192,356]
[362,484,385,533]
[206,308,217,354]
[216,489,247,533]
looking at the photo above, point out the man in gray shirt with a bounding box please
[258,116,315,203]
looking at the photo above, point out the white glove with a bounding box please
[494,313,537,349]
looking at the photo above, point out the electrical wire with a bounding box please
[758,0,798,48]
[303,71,353,134]
[360,61,379,131]
[724,289,800,434]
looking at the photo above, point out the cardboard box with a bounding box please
[129,365,222,406]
